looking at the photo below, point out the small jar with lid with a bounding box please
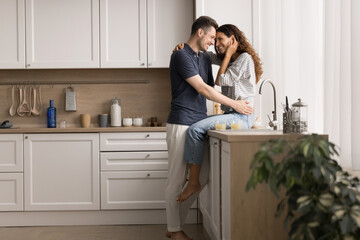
[110,98,121,127]
[291,98,308,133]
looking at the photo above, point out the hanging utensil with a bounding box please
[16,86,25,116]
[30,86,40,116]
[9,86,16,117]
[37,86,43,116]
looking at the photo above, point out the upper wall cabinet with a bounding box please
[25,0,99,68]
[0,0,193,69]
[100,0,194,68]
[0,0,25,69]
[100,0,146,68]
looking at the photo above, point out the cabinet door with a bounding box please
[24,133,100,211]
[0,0,25,69]
[0,134,23,172]
[221,141,231,240]
[26,0,99,68]
[101,171,167,210]
[100,0,147,68]
[209,137,221,240]
[0,173,23,211]
[147,0,193,68]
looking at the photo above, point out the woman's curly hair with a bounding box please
[215,24,263,83]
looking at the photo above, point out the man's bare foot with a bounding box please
[170,231,193,240]
[177,182,201,202]
[165,230,171,238]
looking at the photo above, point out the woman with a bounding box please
[177,24,263,202]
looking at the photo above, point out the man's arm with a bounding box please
[186,75,253,115]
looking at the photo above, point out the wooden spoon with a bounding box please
[30,87,40,116]
[9,86,16,117]
[16,86,25,116]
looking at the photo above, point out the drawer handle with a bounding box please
[145,154,150,159]
[145,134,150,138]
[146,173,151,177]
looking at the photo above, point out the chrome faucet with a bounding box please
[259,79,277,130]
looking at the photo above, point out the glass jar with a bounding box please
[110,98,121,127]
[291,98,308,133]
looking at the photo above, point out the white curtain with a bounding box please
[257,0,360,169]
[257,0,324,134]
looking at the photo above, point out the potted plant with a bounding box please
[246,134,360,240]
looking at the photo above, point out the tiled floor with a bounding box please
[0,224,211,240]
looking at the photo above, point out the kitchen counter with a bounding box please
[207,129,309,142]
[0,126,166,134]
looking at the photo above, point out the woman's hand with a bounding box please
[233,100,253,115]
[225,36,238,57]
[172,43,184,53]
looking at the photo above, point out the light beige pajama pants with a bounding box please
[165,123,209,232]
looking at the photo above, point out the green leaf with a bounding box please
[340,215,352,234]
[275,199,286,218]
[297,195,311,204]
[303,142,310,157]
[319,193,334,208]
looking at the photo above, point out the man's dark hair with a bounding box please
[191,16,218,36]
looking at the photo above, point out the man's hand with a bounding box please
[172,43,185,53]
[233,100,253,115]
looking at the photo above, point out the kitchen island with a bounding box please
[201,130,326,240]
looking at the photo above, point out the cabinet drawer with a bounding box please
[0,173,23,211]
[100,132,167,151]
[101,171,167,210]
[100,152,168,171]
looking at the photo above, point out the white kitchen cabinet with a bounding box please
[101,171,168,209]
[24,133,100,211]
[100,0,193,68]
[199,137,221,240]
[25,0,99,68]
[100,0,146,68]
[0,0,25,69]
[0,134,23,172]
[0,173,23,211]
[147,0,194,68]
[0,134,24,211]
[100,132,169,210]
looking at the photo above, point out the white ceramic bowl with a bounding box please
[133,117,143,127]
[123,118,132,127]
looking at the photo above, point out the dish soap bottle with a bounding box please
[47,100,56,128]
[110,98,121,127]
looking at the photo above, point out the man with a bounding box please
[165,16,253,240]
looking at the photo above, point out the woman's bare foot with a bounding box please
[177,182,201,202]
[170,231,193,240]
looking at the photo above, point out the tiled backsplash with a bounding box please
[0,69,171,127]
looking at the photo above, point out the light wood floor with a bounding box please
[0,224,211,240]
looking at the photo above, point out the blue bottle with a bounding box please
[47,100,56,128]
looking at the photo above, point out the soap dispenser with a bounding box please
[47,100,56,128]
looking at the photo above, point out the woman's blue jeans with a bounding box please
[183,113,254,165]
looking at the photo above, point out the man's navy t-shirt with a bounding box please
[167,44,215,126]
